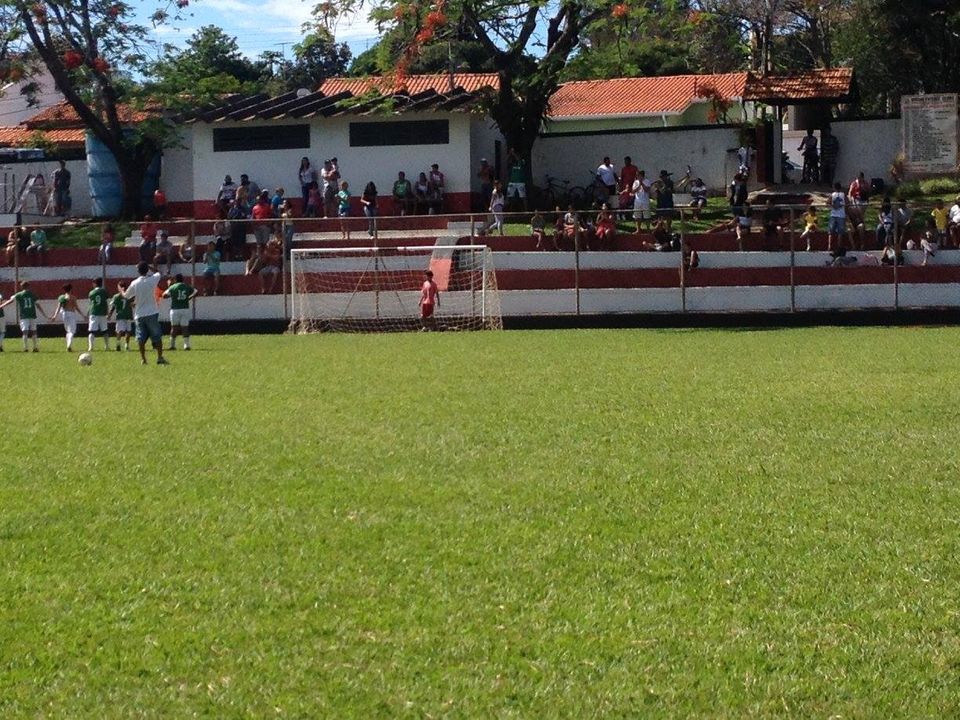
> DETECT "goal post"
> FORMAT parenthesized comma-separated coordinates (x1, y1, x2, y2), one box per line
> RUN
(289, 244, 503, 333)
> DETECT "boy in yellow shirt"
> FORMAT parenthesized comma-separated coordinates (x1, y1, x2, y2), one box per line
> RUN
(931, 198, 949, 242)
(800, 204, 818, 251)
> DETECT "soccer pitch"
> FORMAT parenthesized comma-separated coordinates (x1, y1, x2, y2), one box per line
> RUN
(2, 327, 959, 717)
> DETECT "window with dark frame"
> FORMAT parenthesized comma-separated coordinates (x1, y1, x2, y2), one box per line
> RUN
(349, 120, 449, 147)
(212, 125, 310, 152)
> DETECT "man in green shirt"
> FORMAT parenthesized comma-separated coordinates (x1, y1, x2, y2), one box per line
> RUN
(506, 147, 528, 212)
(162, 273, 198, 350)
(392, 171, 414, 216)
(87, 277, 111, 352)
(0, 280, 48, 351)
(26, 226, 47, 263)
(107, 280, 134, 351)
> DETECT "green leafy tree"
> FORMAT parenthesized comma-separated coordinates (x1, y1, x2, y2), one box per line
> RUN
(0, 0, 191, 217)
(278, 26, 351, 90)
(146, 25, 265, 96)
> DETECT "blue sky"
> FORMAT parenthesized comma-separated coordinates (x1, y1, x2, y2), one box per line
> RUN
(142, 0, 382, 64)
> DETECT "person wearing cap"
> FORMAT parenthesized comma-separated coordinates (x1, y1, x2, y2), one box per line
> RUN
(477, 158, 494, 212)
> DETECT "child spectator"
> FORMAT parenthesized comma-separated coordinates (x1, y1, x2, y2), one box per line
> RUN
(921, 217, 939, 266)
(562, 205, 580, 246)
(531, 210, 551, 250)
(932, 199, 949, 244)
(896, 199, 914, 245)
(337, 181, 351, 240)
(361, 182, 377, 237)
(306, 181, 322, 218)
(800, 204, 818, 251)
(875, 203, 894, 249)
(280, 200, 295, 257)
(827, 183, 847, 252)
(26, 226, 48, 264)
(202, 241, 221, 295)
(98, 224, 115, 264)
(689, 178, 708, 220)
(482, 181, 505, 236)
(762, 199, 784, 250)
(271, 187, 285, 216)
(226, 199, 247, 260)
(153, 187, 167, 219)
(594, 203, 617, 250)
(619, 156, 638, 212)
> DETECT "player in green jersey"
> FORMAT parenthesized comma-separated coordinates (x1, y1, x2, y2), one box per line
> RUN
(0, 280, 49, 351)
(162, 273, 198, 350)
(87, 277, 111, 351)
(107, 280, 134, 351)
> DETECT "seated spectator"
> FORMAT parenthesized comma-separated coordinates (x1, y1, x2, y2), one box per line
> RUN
(875, 203, 894, 249)
(428, 163, 445, 212)
(98, 223, 115, 264)
(153, 187, 167, 219)
(257, 231, 284, 294)
(800, 204, 818, 252)
(762, 199, 784, 249)
(211, 220, 226, 256)
(642, 218, 677, 252)
(921, 217, 939, 266)
(682, 241, 699, 271)
(216, 174, 237, 206)
(594, 203, 617, 250)
(563, 205, 580, 245)
(896, 199, 914, 245)
(880, 241, 904, 266)
(827, 244, 858, 267)
(251, 190, 273, 252)
(226, 199, 248, 260)
(413, 172, 431, 214)
(179, 234, 195, 263)
(154, 230, 175, 275)
(392, 172, 415, 216)
(202, 241, 221, 295)
(26, 226, 48, 264)
(531, 210, 554, 250)
(139, 215, 158, 263)
(846, 200, 866, 251)
(552, 208, 566, 250)
(689, 178, 708, 219)
(5, 226, 24, 265)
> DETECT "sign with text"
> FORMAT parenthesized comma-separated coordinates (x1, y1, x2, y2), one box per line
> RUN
(902, 94, 959, 174)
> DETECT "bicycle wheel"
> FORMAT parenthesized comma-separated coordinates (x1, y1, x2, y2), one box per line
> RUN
(567, 186, 587, 209)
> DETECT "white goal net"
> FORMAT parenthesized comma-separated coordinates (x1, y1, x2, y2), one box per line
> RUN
(289, 244, 503, 332)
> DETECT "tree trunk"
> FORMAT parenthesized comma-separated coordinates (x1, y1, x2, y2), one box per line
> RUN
(116, 154, 148, 219)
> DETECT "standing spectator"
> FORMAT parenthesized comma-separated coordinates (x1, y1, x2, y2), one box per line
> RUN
(948, 195, 960, 248)
(202, 241, 221, 295)
(298, 157, 317, 214)
(239, 174, 261, 206)
(123, 261, 168, 365)
(820, 127, 839, 185)
(931, 198, 949, 244)
(654, 170, 676, 231)
(428, 163, 445, 212)
(875, 199, 894, 249)
(896, 199, 914, 245)
(305, 181, 322, 218)
(26, 226, 48, 264)
(251, 190, 273, 253)
(52, 159, 71, 216)
(392, 171, 414, 215)
(216, 175, 238, 206)
(153, 187, 167, 219)
(321, 160, 338, 218)
(477, 158, 494, 212)
(482, 181, 505, 236)
(596, 156, 618, 204)
(827, 182, 847, 252)
(139, 215, 158, 263)
(848, 171, 870, 209)
(921, 217, 939, 266)
(619, 156, 638, 211)
(798, 129, 819, 183)
(226, 199, 247, 260)
(337, 181, 351, 240)
(98, 223, 115, 264)
(153, 229, 175, 276)
(632, 172, 653, 233)
(271, 187, 285, 216)
(279, 200, 295, 258)
(846, 176, 868, 250)
(361, 181, 378, 237)
(235, 183, 250, 214)
(414, 172, 431, 214)
(506, 148, 527, 212)
(729, 172, 748, 219)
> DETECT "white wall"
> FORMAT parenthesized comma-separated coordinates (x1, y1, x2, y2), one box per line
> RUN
(533, 125, 742, 195)
(0, 158, 90, 216)
(783, 118, 901, 187)
(165, 113, 476, 203)
(469, 117, 504, 191)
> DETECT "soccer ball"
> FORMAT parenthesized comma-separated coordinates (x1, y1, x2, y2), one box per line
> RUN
(78, 352, 93, 366)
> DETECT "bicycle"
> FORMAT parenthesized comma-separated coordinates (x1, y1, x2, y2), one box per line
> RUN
(539, 174, 588, 210)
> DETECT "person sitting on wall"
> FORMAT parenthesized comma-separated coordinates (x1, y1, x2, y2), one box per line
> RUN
(593, 203, 617, 250)
(428, 163, 445, 213)
(392, 172, 415, 216)
(689, 178, 708, 220)
(153, 229, 176, 276)
(414, 172, 431, 215)
(153, 187, 168, 219)
(762, 199, 785, 250)
(216, 175, 237, 206)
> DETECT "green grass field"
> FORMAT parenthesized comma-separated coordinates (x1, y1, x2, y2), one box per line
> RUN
(2, 328, 959, 717)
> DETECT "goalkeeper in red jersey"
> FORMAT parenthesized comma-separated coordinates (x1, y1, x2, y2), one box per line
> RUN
(419, 269, 439, 331)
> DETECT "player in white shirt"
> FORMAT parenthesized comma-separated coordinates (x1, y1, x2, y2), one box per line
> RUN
(123, 261, 168, 365)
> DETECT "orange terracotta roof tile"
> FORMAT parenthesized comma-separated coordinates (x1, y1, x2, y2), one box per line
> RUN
(0, 126, 85, 147)
(23, 101, 156, 128)
(744, 68, 854, 102)
(548, 73, 749, 118)
(319, 73, 499, 97)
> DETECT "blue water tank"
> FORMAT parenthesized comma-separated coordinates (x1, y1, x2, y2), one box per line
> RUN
(86, 131, 161, 217)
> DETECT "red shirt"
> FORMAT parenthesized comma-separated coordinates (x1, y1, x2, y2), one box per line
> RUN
(420, 279, 438, 305)
(252, 201, 272, 220)
(153, 189, 167, 206)
(620, 164, 638, 192)
(140, 222, 157, 241)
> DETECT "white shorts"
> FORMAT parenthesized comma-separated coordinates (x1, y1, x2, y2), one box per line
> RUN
(506, 182, 526, 199)
(89, 315, 108, 333)
(62, 311, 78, 335)
(115, 319, 132, 334)
(19, 318, 36, 334)
(170, 308, 191, 327)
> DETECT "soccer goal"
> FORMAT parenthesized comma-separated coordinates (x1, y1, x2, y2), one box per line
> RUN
(289, 244, 503, 332)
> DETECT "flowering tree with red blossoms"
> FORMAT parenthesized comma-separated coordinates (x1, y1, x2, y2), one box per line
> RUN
(329, 0, 627, 194)
(0, 0, 190, 216)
